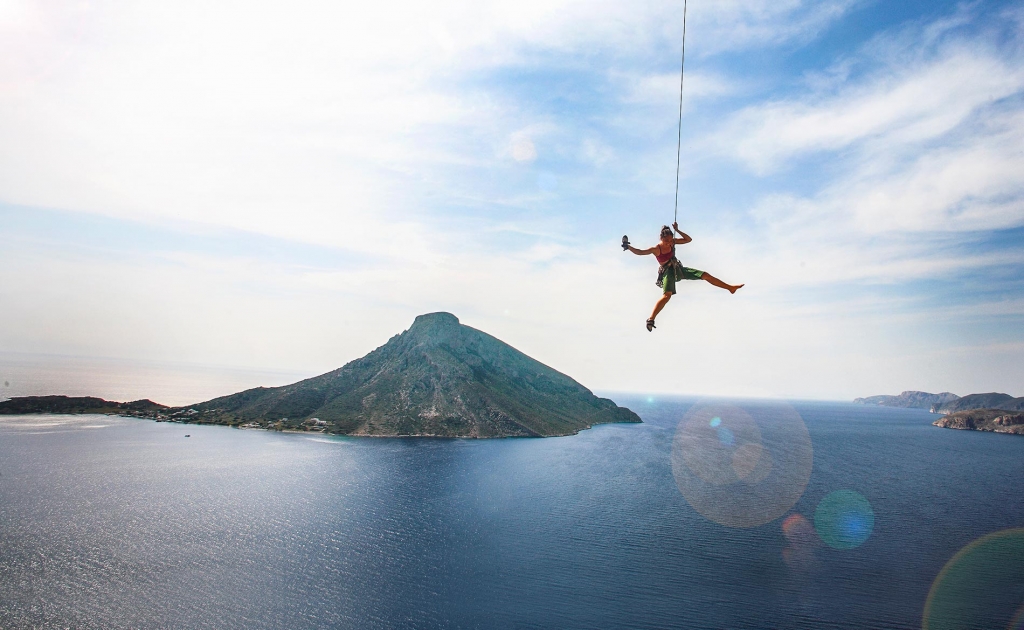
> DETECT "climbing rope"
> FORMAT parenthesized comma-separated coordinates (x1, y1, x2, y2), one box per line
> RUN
(673, 0, 688, 225)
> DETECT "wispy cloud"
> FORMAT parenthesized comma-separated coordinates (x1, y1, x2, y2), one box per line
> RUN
(688, 0, 863, 54)
(0, 0, 863, 249)
(619, 70, 739, 106)
(694, 5, 1024, 298)
(711, 33, 1024, 174)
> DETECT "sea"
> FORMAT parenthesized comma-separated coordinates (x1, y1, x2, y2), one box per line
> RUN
(1, 366, 1023, 628)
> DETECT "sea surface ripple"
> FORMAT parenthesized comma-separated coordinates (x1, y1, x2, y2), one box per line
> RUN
(1, 398, 1022, 629)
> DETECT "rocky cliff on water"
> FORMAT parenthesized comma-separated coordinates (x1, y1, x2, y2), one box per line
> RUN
(933, 410, 1024, 435)
(184, 312, 640, 437)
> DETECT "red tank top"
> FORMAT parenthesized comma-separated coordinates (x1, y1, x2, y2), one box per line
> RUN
(655, 244, 675, 264)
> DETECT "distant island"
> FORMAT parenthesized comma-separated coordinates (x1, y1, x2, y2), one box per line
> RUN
(0, 396, 166, 415)
(854, 390, 1024, 436)
(0, 312, 641, 438)
(930, 393, 1024, 414)
(852, 391, 959, 410)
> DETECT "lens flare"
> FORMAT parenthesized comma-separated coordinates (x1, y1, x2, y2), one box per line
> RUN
(717, 426, 735, 446)
(782, 513, 818, 547)
(923, 528, 1024, 630)
(781, 513, 820, 571)
(671, 402, 813, 528)
(813, 490, 874, 550)
(731, 442, 765, 480)
(1010, 604, 1024, 630)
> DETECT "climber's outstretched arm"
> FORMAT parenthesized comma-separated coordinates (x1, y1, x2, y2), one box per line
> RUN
(626, 245, 655, 256)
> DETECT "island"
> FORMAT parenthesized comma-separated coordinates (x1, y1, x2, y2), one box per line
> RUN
(852, 391, 959, 409)
(853, 390, 1024, 436)
(931, 393, 1024, 414)
(0, 396, 166, 415)
(0, 312, 641, 438)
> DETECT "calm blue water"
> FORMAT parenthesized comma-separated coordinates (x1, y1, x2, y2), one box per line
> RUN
(1, 398, 1022, 629)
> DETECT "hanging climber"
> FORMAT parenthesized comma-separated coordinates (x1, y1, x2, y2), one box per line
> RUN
(622, 223, 743, 331)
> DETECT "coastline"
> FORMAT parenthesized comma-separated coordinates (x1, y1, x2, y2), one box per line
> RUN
(1, 407, 622, 439)
(932, 409, 1024, 436)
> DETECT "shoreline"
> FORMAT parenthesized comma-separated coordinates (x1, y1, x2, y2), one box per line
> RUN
(1, 410, 610, 440)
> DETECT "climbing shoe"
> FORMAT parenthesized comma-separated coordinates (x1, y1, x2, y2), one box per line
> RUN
(621, 235, 630, 251)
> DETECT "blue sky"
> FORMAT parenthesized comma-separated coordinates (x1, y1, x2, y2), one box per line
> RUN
(1, 0, 1022, 401)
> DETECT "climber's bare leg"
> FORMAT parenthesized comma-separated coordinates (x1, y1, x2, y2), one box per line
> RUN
(650, 292, 672, 321)
(702, 273, 744, 294)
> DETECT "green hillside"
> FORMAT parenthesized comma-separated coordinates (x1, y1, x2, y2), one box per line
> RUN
(182, 312, 640, 437)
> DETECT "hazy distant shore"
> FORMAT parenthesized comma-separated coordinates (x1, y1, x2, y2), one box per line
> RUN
(853, 390, 1024, 436)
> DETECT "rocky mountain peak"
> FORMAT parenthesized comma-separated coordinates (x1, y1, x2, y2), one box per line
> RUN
(411, 311, 460, 329)
(404, 312, 464, 347)
(186, 313, 641, 437)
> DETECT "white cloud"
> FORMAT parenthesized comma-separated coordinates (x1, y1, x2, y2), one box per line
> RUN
(0, 229, 856, 399)
(931, 299, 1024, 321)
(620, 70, 738, 105)
(688, 0, 862, 54)
(841, 111, 1024, 233)
(691, 6, 1024, 303)
(726, 103, 1024, 289)
(0, 0, 861, 249)
(713, 48, 1024, 175)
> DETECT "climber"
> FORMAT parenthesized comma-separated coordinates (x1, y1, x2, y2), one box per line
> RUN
(622, 223, 743, 331)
